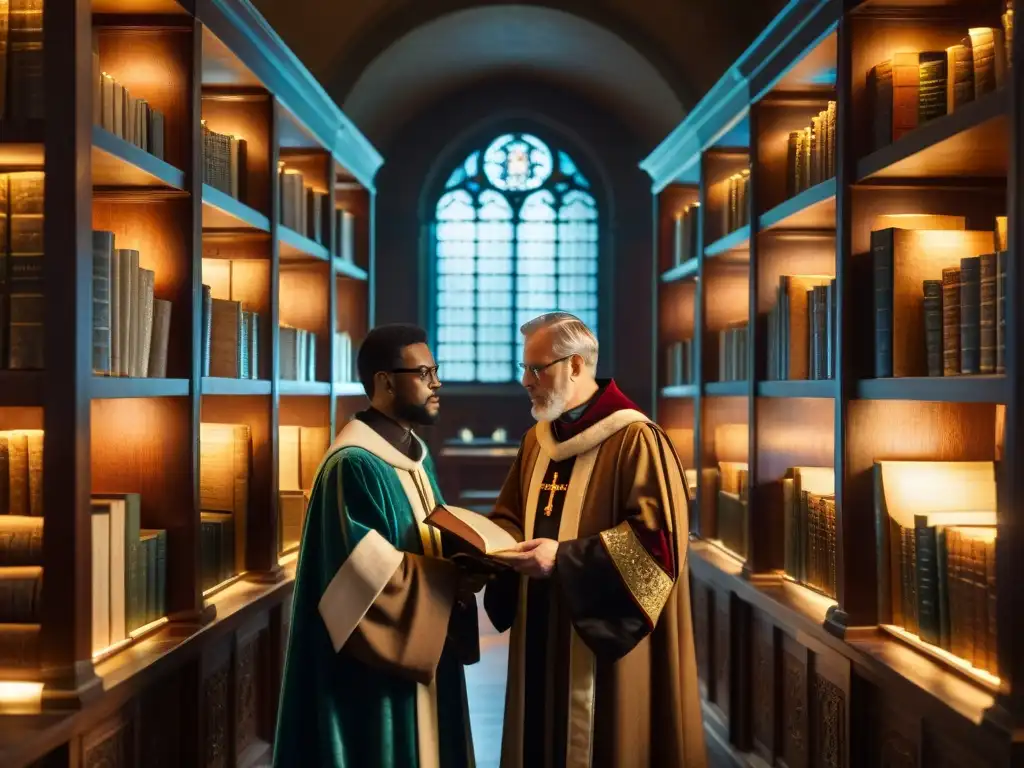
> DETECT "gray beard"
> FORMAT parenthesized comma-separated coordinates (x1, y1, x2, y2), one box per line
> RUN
(530, 389, 569, 422)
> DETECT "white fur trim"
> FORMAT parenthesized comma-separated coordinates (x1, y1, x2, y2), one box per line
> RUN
(535, 408, 650, 462)
(326, 418, 427, 471)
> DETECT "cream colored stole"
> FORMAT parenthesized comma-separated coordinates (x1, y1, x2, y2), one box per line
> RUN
(509, 444, 601, 768)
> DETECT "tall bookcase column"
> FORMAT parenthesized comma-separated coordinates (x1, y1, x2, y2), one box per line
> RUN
(693, 156, 709, 537)
(827, 11, 859, 636)
(41, 0, 101, 700)
(997, 1, 1024, 728)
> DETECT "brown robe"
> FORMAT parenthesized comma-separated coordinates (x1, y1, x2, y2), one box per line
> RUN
(484, 405, 707, 768)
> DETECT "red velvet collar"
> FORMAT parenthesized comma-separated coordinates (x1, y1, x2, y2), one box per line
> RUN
(552, 379, 643, 441)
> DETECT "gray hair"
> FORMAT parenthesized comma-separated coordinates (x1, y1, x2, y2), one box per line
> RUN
(520, 312, 598, 372)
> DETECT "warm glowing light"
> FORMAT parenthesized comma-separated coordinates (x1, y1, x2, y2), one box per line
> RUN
(708, 538, 745, 564)
(0, 681, 43, 714)
(278, 550, 298, 567)
(202, 571, 245, 599)
(714, 423, 748, 462)
(877, 461, 996, 528)
(882, 624, 1000, 690)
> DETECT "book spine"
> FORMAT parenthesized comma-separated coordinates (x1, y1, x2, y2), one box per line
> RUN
(960, 256, 981, 374)
(942, 268, 961, 376)
(923, 279, 943, 377)
(872, 229, 894, 377)
(914, 520, 940, 646)
(979, 253, 997, 374)
(997, 250, 1006, 373)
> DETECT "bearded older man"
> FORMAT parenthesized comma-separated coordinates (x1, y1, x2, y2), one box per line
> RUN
(484, 312, 707, 768)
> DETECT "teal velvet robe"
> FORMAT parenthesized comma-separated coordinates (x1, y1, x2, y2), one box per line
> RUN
(273, 430, 475, 768)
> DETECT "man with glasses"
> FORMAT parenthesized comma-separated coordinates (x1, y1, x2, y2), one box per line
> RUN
(274, 323, 482, 768)
(484, 312, 706, 767)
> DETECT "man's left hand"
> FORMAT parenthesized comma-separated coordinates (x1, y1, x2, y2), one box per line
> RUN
(492, 538, 559, 579)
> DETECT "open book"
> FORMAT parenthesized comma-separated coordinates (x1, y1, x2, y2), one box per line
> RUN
(426, 504, 518, 556)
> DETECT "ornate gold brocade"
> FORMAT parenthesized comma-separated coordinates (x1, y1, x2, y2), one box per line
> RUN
(599, 520, 674, 627)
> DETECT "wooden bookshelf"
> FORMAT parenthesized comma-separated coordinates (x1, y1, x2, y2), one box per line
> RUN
(643, 0, 1019, 764)
(0, 0, 380, 765)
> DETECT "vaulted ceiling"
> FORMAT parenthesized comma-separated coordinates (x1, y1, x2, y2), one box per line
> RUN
(252, 0, 787, 150)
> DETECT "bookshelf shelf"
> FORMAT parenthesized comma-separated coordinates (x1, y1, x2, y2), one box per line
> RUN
(279, 226, 330, 263)
(759, 177, 836, 231)
(661, 258, 699, 283)
(90, 377, 191, 399)
(854, 375, 1006, 403)
(661, 384, 698, 399)
(200, 377, 272, 396)
(278, 380, 330, 396)
(704, 381, 749, 397)
(334, 382, 365, 396)
(92, 0, 188, 12)
(645, 0, 1018, 762)
(201, 183, 271, 231)
(756, 379, 834, 398)
(92, 126, 186, 190)
(334, 258, 369, 281)
(704, 225, 751, 258)
(856, 87, 1009, 181)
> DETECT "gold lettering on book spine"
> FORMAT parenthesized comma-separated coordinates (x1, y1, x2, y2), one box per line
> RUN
(599, 520, 674, 626)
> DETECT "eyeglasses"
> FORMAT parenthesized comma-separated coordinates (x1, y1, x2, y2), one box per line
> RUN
(390, 365, 440, 383)
(518, 355, 572, 380)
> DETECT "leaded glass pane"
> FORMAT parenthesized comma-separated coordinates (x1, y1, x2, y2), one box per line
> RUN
(434, 134, 599, 383)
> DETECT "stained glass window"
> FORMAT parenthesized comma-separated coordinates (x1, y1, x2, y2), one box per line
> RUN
(433, 133, 599, 382)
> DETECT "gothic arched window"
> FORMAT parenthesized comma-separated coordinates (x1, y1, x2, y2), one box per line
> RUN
(432, 132, 599, 382)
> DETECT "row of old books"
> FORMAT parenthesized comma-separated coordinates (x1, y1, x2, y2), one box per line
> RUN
(722, 171, 750, 236)
(281, 325, 318, 382)
(714, 461, 748, 558)
(92, 54, 166, 161)
(0, 429, 41, 516)
(0, 0, 43, 121)
(867, 19, 1012, 152)
(766, 275, 836, 381)
(334, 330, 355, 383)
(202, 287, 262, 380)
(786, 101, 836, 198)
(92, 231, 172, 378)
(872, 214, 1006, 378)
(91, 493, 167, 654)
(278, 425, 328, 551)
(0, 514, 43, 658)
(716, 323, 748, 382)
(672, 204, 700, 265)
(923, 252, 1006, 378)
(782, 467, 836, 599)
(875, 460, 997, 677)
(201, 121, 247, 201)
(663, 339, 696, 387)
(0, 171, 43, 370)
(199, 422, 251, 592)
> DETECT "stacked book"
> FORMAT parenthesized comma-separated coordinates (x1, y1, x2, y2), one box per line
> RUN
(92, 57, 166, 160)
(200, 285, 261, 379)
(723, 171, 750, 235)
(0, 172, 43, 370)
(334, 330, 355, 383)
(199, 423, 251, 591)
(278, 425, 329, 551)
(663, 339, 696, 387)
(279, 163, 331, 248)
(0, 0, 44, 121)
(0, 513, 43, 668)
(715, 461, 748, 558)
(90, 492, 167, 654)
(867, 19, 1012, 151)
(201, 121, 247, 200)
(281, 325, 318, 381)
(766, 275, 836, 381)
(786, 101, 836, 198)
(782, 467, 836, 599)
(673, 204, 700, 265)
(875, 460, 997, 677)
(92, 231, 173, 378)
(0, 429, 43, 517)
(716, 323, 748, 381)
(872, 216, 1006, 377)
(336, 209, 355, 262)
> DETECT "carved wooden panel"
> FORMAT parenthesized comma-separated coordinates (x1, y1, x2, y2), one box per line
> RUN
(812, 673, 845, 768)
(714, 588, 731, 715)
(203, 656, 232, 768)
(692, 578, 710, 692)
(236, 636, 259, 756)
(780, 640, 808, 768)
(82, 712, 133, 768)
(751, 614, 774, 761)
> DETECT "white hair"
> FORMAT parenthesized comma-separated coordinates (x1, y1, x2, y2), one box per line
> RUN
(520, 312, 598, 373)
